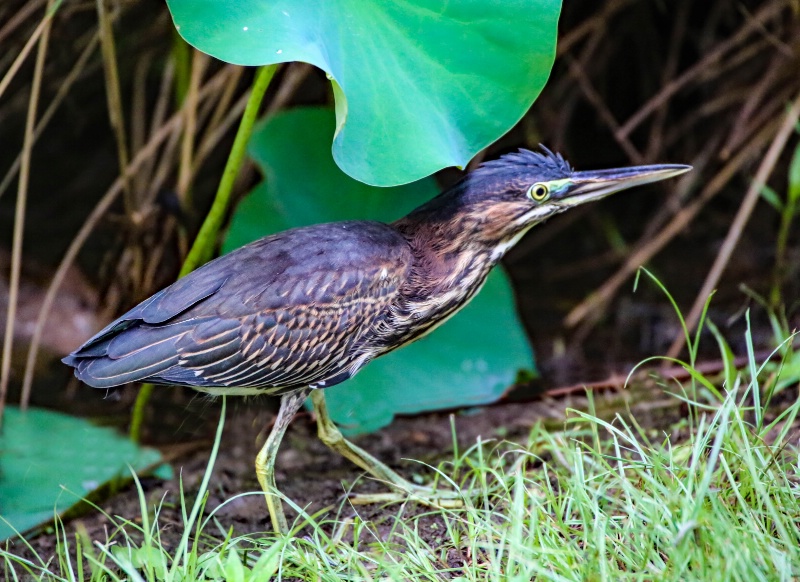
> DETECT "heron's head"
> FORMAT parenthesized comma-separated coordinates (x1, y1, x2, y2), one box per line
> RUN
(401, 147, 691, 258)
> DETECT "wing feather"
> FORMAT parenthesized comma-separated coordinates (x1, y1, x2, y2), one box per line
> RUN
(64, 221, 412, 393)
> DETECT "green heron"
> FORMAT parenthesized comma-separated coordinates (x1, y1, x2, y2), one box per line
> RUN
(63, 148, 690, 533)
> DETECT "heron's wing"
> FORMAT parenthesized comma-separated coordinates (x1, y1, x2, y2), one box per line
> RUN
(65, 222, 412, 391)
(62, 270, 227, 363)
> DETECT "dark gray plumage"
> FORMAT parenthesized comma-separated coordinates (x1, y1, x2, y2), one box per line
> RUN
(65, 222, 412, 394)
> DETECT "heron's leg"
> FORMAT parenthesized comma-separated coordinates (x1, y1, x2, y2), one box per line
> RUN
(255, 388, 309, 534)
(310, 389, 461, 508)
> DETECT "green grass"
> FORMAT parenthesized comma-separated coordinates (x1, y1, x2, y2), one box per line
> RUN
(4, 315, 800, 581)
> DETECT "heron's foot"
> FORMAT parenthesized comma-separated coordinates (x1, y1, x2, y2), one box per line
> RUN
(347, 481, 464, 509)
(310, 390, 464, 510)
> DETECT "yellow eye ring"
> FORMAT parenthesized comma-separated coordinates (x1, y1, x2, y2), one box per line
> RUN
(527, 183, 550, 201)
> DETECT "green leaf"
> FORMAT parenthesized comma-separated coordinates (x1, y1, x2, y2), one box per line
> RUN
(0, 407, 166, 541)
(758, 184, 783, 212)
(166, 0, 561, 186)
(788, 138, 800, 205)
(223, 107, 534, 434)
(223, 550, 246, 582)
(223, 107, 440, 249)
(249, 543, 282, 580)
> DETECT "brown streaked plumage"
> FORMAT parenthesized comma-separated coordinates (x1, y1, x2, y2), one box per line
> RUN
(64, 147, 691, 534)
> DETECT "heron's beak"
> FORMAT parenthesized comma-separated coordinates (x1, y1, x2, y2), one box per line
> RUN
(559, 164, 692, 207)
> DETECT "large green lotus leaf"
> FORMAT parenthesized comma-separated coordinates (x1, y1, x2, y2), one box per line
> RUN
(166, 0, 561, 186)
(0, 407, 166, 541)
(326, 268, 530, 434)
(223, 107, 534, 434)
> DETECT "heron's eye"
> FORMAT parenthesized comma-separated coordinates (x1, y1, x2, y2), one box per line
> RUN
(527, 183, 550, 201)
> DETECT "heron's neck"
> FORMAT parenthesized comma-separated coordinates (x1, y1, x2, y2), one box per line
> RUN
(374, 181, 530, 351)
(372, 216, 498, 353)
(393, 219, 498, 294)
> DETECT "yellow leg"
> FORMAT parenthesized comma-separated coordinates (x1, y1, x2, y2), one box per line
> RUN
(255, 389, 309, 534)
(310, 389, 462, 508)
